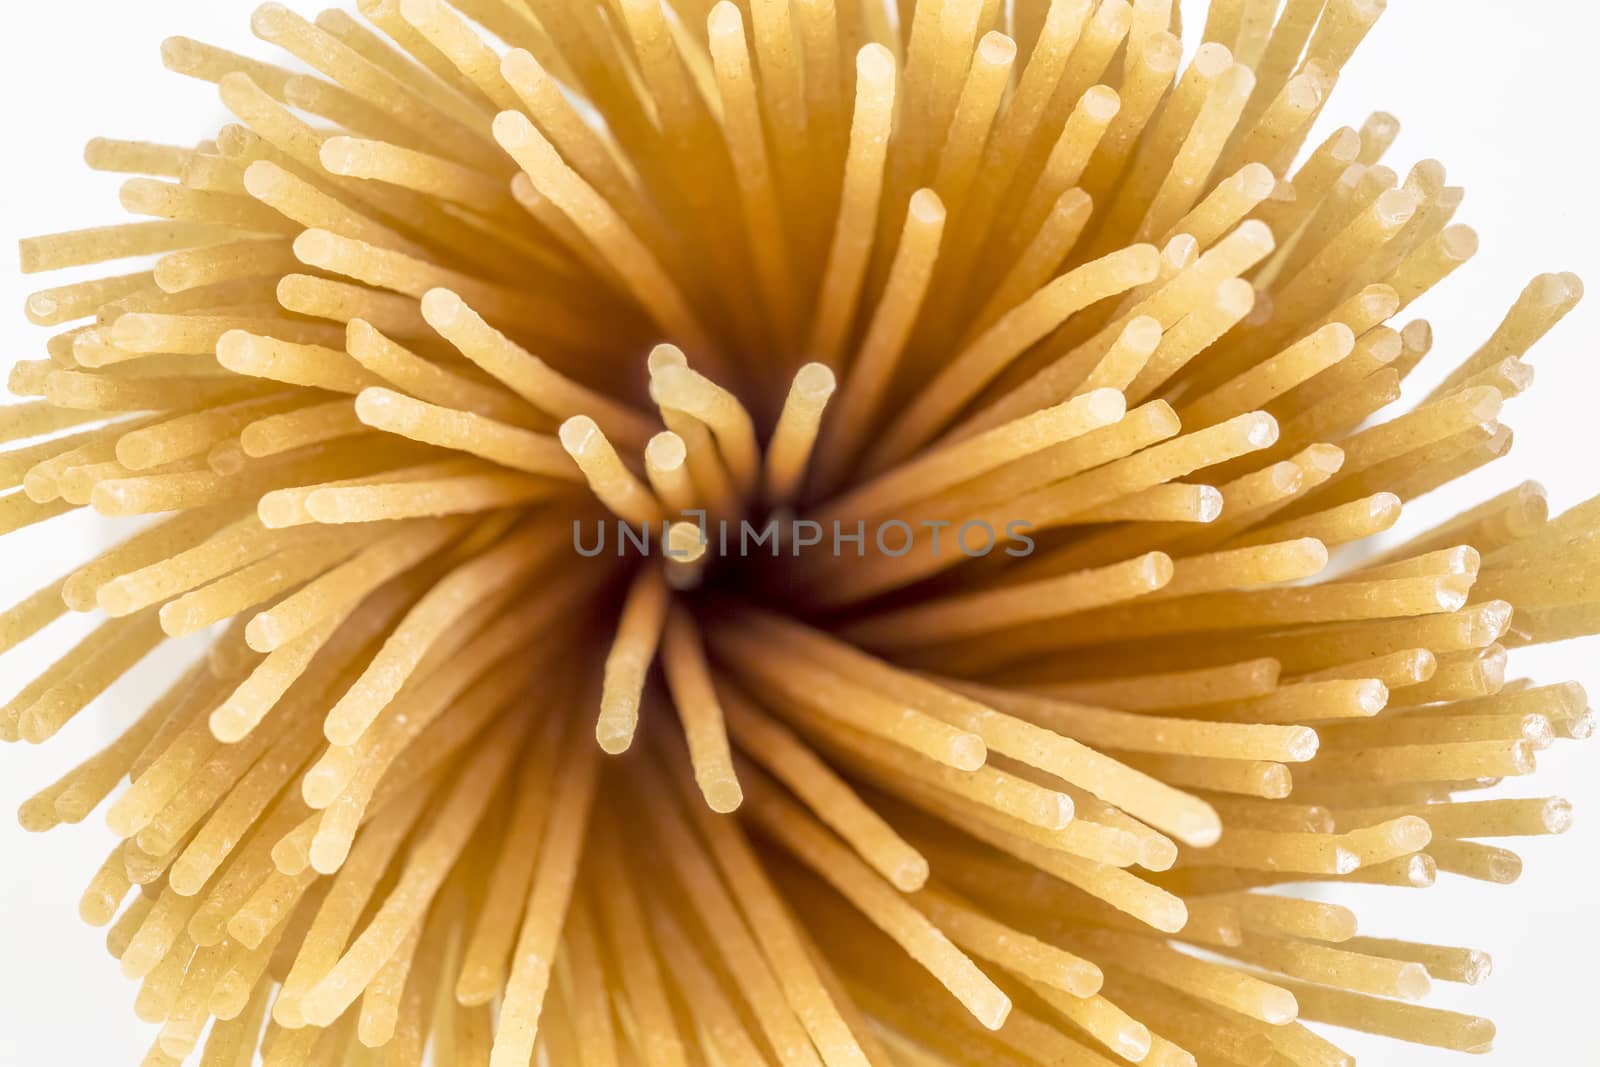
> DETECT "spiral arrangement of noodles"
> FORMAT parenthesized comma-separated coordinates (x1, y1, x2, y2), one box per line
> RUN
(4, 0, 1591, 1064)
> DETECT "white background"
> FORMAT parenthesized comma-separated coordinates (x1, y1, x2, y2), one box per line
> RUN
(0, 1, 1596, 1063)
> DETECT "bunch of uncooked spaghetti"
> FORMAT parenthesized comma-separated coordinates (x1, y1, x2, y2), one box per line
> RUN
(5, 0, 1591, 1063)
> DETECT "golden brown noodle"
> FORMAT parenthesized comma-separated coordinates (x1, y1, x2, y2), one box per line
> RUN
(2, 0, 1592, 1064)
